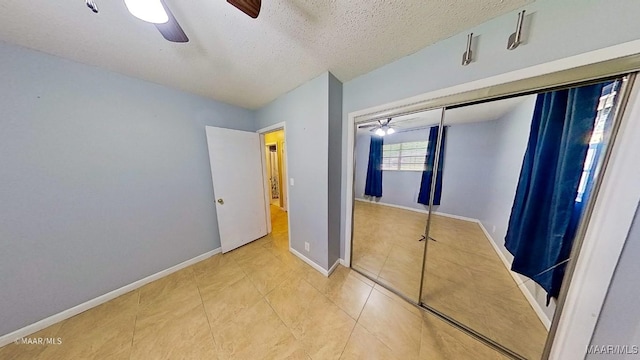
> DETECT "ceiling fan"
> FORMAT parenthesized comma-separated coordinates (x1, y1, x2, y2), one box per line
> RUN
(89, 0, 262, 43)
(358, 118, 397, 136)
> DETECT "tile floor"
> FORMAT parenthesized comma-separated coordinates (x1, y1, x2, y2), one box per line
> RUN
(0, 206, 509, 360)
(352, 201, 548, 359)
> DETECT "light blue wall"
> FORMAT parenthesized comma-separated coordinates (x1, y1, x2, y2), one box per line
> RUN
(0, 41, 255, 337)
(353, 119, 513, 219)
(328, 74, 343, 268)
(255, 73, 331, 269)
(354, 128, 430, 211)
(340, 0, 640, 259)
(435, 121, 501, 219)
(587, 203, 640, 360)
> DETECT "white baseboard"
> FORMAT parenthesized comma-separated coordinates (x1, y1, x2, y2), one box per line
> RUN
(355, 198, 429, 214)
(289, 247, 333, 277)
(327, 258, 341, 276)
(432, 211, 479, 223)
(477, 222, 552, 330)
(354, 197, 479, 223)
(0, 247, 222, 348)
(355, 198, 551, 329)
(339, 258, 349, 267)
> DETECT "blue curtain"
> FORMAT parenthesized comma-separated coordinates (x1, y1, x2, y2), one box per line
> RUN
(549, 81, 616, 298)
(364, 136, 383, 197)
(504, 82, 607, 301)
(418, 126, 446, 205)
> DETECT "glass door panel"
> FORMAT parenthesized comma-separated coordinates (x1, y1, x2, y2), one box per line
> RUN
(351, 108, 444, 302)
(420, 78, 627, 359)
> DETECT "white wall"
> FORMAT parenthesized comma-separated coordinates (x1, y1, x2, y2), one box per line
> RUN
(340, 0, 640, 260)
(255, 73, 331, 269)
(0, 41, 255, 337)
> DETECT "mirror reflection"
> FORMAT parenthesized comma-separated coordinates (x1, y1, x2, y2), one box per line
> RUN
(352, 108, 443, 301)
(422, 79, 623, 359)
(351, 77, 625, 359)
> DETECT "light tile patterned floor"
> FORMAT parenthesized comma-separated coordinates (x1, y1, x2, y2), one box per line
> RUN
(0, 206, 508, 360)
(352, 201, 548, 359)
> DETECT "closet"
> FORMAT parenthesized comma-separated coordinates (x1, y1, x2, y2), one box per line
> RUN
(349, 58, 636, 359)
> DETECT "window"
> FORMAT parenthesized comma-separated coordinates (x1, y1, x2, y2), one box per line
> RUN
(575, 85, 617, 202)
(381, 141, 428, 171)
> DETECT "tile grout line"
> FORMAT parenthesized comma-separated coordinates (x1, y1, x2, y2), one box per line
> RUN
(336, 322, 357, 360)
(418, 306, 425, 359)
(355, 286, 374, 324)
(258, 242, 313, 358)
(262, 291, 312, 359)
(337, 284, 374, 360)
(375, 243, 395, 279)
(192, 270, 220, 355)
(127, 290, 140, 360)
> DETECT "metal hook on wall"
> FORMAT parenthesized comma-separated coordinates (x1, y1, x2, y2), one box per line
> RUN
(85, 0, 99, 13)
(507, 10, 525, 50)
(461, 33, 473, 66)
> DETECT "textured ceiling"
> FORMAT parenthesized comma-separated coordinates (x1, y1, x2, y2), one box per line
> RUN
(0, 0, 532, 109)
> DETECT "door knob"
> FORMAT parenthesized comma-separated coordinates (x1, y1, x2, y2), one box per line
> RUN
(217, 198, 224, 205)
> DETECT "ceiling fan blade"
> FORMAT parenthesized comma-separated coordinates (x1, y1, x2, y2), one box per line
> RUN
(155, 1, 189, 43)
(358, 124, 377, 129)
(227, 0, 261, 19)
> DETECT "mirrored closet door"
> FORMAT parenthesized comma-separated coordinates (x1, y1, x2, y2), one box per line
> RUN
(420, 77, 629, 359)
(349, 72, 633, 359)
(351, 108, 443, 302)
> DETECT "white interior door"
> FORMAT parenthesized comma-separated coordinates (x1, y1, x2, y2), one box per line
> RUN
(205, 126, 268, 253)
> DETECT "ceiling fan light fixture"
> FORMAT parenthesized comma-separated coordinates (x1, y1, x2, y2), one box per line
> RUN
(386, 127, 395, 135)
(375, 128, 386, 137)
(124, 0, 169, 24)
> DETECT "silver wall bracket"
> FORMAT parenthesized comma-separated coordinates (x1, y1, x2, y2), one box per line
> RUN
(461, 33, 473, 66)
(85, 0, 99, 13)
(507, 10, 525, 50)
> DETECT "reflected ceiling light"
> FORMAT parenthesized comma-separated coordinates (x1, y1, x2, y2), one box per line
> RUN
(375, 128, 386, 137)
(386, 127, 396, 135)
(124, 0, 169, 24)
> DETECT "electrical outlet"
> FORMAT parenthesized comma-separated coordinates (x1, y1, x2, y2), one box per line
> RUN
(290, 178, 295, 186)
(492, 225, 496, 233)
(304, 242, 310, 252)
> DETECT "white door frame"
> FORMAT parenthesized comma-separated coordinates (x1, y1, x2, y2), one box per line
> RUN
(344, 39, 640, 360)
(257, 122, 291, 251)
(265, 141, 279, 209)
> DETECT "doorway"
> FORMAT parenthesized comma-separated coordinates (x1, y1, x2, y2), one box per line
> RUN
(264, 129, 287, 211)
(259, 125, 291, 251)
